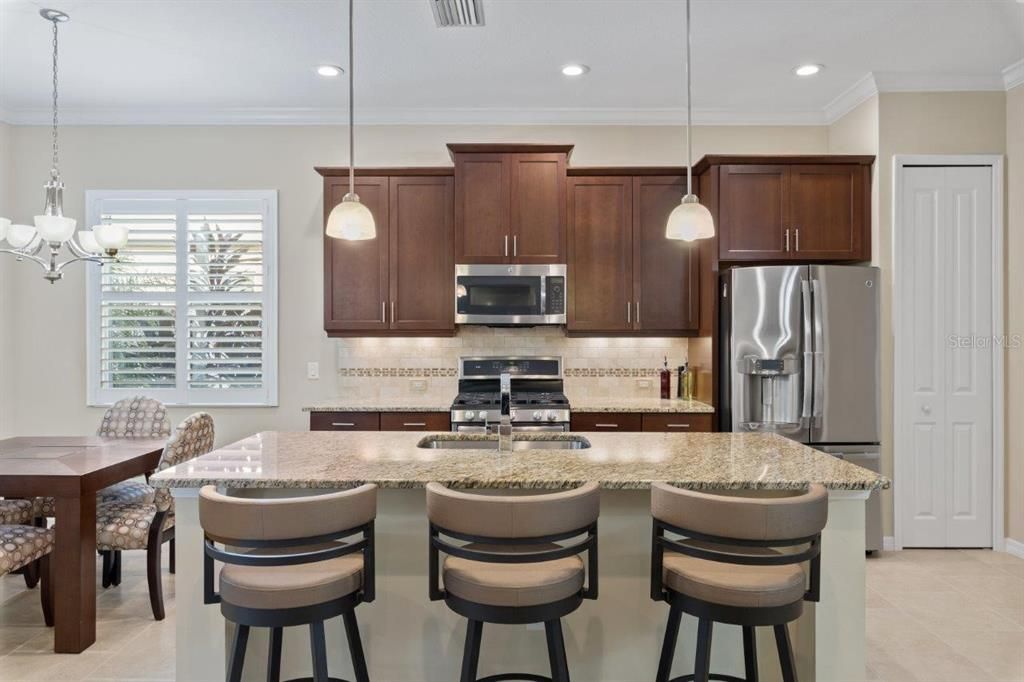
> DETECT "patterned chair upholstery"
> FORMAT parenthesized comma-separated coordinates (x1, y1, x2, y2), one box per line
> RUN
(0, 524, 55, 625)
(35, 397, 172, 517)
(95, 412, 215, 620)
(0, 499, 36, 525)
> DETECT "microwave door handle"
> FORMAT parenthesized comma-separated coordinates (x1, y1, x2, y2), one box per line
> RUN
(801, 280, 813, 422)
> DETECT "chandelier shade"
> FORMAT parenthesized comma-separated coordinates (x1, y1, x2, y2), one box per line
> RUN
(34, 215, 77, 243)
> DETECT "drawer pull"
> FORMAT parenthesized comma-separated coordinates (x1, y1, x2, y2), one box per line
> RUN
(667, 424, 691, 429)
(331, 422, 356, 427)
(403, 422, 427, 427)
(595, 423, 619, 428)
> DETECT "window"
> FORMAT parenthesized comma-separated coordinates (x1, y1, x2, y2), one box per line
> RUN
(86, 190, 278, 406)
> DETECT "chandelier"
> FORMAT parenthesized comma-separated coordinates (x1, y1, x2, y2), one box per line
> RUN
(0, 9, 128, 283)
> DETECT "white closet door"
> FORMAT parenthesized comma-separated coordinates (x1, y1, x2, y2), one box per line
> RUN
(898, 166, 994, 548)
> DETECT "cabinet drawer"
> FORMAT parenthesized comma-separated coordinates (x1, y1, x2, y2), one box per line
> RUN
(380, 412, 451, 431)
(641, 414, 713, 432)
(570, 412, 643, 432)
(310, 412, 380, 431)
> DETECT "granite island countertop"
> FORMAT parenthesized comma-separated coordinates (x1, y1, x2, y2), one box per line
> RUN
(151, 431, 887, 492)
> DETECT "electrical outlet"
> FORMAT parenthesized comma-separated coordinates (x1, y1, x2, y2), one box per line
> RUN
(306, 362, 320, 380)
(410, 379, 428, 393)
(636, 378, 652, 390)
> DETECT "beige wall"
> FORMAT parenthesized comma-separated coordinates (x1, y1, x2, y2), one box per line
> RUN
(827, 96, 880, 263)
(4, 123, 827, 445)
(876, 92, 1008, 538)
(1007, 85, 1024, 543)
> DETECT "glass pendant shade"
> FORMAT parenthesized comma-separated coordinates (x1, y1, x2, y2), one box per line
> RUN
(93, 223, 129, 250)
(326, 193, 376, 240)
(665, 195, 715, 242)
(34, 214, 77, 243)
(0, 217, 9, 242)
(77, 230, 102, 254)
(7, 224, 39, 250)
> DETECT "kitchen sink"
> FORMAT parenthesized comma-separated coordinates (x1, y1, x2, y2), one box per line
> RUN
(417, 435, 591, 450)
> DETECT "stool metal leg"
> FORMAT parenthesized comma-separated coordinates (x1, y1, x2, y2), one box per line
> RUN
(343, 610, 370, 682)
(742, 626, 758, 682)
(267, 627, 282, 682)
(460, 619, 483, 682)
(656, 602, 683, 682)
(694, 618, 713, 682)
(544, 619, 570, 682)
(773, 624, 797, 682)
(227, 624, 250, 682)
(310, 620, 329, 682)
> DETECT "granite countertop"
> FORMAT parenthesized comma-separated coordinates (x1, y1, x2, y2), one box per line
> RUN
(303, 400, 450, 413)
(571, 398, 714, 413)
(151, 431, 888, 492)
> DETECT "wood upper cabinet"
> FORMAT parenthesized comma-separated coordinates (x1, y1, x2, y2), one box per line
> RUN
(708, 156, 873, 263)
(452, 145, 569, 264)
(321, 171, 455, 336)
(567, 177, 633, 332)
(567, 175, 699, 335)
(633, 176, 699, 333)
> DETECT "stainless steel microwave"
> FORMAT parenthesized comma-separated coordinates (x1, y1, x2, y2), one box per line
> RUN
(455, 264, 567, 325)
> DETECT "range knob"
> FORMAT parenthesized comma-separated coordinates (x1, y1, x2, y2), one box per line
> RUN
(546, 412, 558, 422)
(532, 411, 543, 421)
(464, 411, 476, 421)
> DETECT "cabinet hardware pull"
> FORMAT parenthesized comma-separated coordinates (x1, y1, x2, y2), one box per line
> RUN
(795, 227, 800, 251)
(504, 235, 509, 257)
(627, 303, 631, 324)
(635, 301, 641, 327)
(595, 423, 619, 428)
(513, 235, 518, 257)
(785, 228, 790, 252)
(391, 301, 395, 324)
(331, 422, 355, 427)
(381, 301, 385, 323)
(403, 422, 427, 427)
(667, 424, 691, 428)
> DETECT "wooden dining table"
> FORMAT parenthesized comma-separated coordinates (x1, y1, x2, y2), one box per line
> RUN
(0, 436, 165, 653)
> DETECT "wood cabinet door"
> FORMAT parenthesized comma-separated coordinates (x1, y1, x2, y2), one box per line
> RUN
(570, 412, 643, 432)
(509, 153, 566, 264)
(389, 176, 455, 331)
(718, 164, 791, 261)
(379, 412, 451, 431)
(324, 177, 390, 333)
(789, 164, 869, 260)
(633, 176, 699, 333)
(309, 412, 381, 431)
(454, 153, 510, 263)
(567, 177, 634, 332)
(641, 413, 713, 432)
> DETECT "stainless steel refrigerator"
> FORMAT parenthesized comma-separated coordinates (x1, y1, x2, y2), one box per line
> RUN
(719, 265, 882, 551)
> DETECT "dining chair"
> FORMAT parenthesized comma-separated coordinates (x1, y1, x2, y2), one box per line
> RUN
(1, 499, 44, 588)
(95, 412, 215, 620)
(0, 523, 55, 625)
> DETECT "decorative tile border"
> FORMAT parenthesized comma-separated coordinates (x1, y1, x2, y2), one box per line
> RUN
(565, 368, 663, 377)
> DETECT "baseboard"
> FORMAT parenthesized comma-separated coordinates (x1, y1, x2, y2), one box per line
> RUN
(882, 536, 896, 551)
(1005, 538, 1024, 559)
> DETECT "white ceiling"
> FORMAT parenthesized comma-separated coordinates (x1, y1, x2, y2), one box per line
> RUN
(1, 0, 1022, 125)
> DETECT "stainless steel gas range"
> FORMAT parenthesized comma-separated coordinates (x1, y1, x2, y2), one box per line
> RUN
(450, 356, 571, 432)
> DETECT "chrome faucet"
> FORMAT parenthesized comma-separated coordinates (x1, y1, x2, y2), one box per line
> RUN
(498, 372, 513, 451)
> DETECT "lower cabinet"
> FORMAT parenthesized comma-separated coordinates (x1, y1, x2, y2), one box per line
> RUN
(310, 411, 450, 432)
(571, 412, 712, 432)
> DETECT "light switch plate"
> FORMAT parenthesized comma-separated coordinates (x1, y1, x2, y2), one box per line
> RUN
(636, 378, 652, 389)
(410, 379, 428, 393)
(307, 362, 320, 380)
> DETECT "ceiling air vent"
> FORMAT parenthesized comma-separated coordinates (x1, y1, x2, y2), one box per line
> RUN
(430, 0, 485, 27)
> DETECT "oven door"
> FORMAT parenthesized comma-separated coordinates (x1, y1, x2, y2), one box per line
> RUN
(454, 424, 569, 433)
(455, 264, 565, 325)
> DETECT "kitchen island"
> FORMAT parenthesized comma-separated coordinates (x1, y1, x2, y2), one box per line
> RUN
(152, 431, 886, 682)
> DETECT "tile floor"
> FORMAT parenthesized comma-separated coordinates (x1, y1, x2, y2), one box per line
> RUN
(0, 549, 1020, 681)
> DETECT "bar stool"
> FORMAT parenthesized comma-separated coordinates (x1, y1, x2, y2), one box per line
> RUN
(649, 483, 828, 682)
(426, 482, 600, 682)
(199, 484, 377, 682)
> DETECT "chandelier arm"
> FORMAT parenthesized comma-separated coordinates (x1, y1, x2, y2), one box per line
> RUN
(66, 237, 91, 258)
(0, 249, 50, 269)
(54, 255, 105, 272)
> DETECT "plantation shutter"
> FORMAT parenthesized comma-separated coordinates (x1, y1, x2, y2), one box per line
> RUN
(87, 192, 278, 406)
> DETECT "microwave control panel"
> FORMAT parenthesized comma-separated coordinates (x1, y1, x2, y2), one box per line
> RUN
(545, 276, 566, 314)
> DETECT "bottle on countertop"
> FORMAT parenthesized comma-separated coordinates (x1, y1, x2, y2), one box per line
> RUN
(676, 364, 686, 399)
(660, 357, 671, 399)
(680, 362, 695, 401)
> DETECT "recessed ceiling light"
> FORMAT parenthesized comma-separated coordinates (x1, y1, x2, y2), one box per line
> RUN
(317, 64, 344, 78)
(794, 64, 823, 77)
(561, 64, 590, 77)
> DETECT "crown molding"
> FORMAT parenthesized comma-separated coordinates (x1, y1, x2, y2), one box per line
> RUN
(872, 71, 1006, 93)
(1004, 59, 1024, 91)
(823, 73, 879, 124)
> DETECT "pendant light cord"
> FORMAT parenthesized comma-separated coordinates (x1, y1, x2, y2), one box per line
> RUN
(50, 16, 60, 177)
(685, 0, 692, 197)
(348, 0, 355, 196)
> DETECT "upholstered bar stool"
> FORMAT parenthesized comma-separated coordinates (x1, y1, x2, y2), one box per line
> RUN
(426, 482, 600, 682)
(199, 484, 377, 682)
(650, 483, 828, 682)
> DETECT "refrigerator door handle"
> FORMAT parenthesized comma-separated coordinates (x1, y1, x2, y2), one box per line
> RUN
(801, 280, 813, 421)
(812, 279, 825, 422)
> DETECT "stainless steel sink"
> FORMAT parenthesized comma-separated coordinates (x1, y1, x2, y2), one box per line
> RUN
(417, 435, 591, 451)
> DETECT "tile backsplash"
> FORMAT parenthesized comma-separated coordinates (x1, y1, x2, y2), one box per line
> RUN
(334, 327, 688, 403)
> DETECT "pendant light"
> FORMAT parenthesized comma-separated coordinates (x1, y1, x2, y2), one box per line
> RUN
(325, 0, 376, 241)
(665, 0, 715, 242)
(0, 9, 127, 282)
